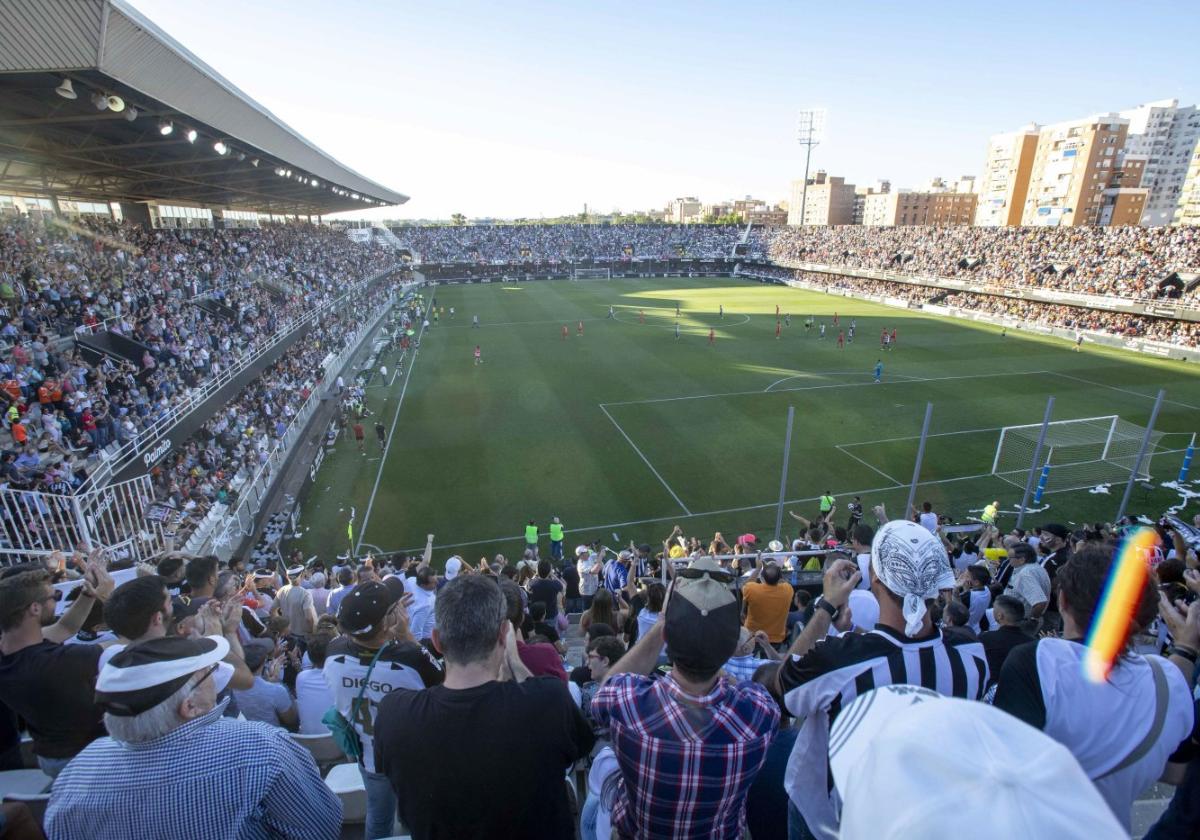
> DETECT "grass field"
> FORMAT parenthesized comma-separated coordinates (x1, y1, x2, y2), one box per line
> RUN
(292, 277, 1200, 566)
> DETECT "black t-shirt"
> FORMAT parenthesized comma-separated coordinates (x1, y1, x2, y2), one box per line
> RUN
(979, 625, 1034, 687)
(374, 677, 594, 840)
(528, 577, 564, 620)
(561, 565, 580, 600)
(0, 641, 105, 758)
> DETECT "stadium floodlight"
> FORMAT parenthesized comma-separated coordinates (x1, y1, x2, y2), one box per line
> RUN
(105, 95, 125, 112)
(351, 193, 359, 200)
(236, 152, 245, 162)
(213, 140, 228, 155)
(158, 120, 174, 136)
(250, 158, 259, 167)
(185, 128, 198, 143)
(123, 106, 138, 122)
(55, 78, 77, 100)
(795, 108, 826, 226)
(91, 92, 108, 111)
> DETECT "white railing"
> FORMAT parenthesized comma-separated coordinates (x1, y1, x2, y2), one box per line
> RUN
(77, 264, 403, 492)
(205, 284, 415, 560)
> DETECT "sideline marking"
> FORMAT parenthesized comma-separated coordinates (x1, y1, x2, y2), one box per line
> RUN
(382, 470, 1017, 554)
(1047, 371, 1200, 412)
(356, 320, 425, 553)
(598, 404, 692, 516)
(602, 369, 1050, 408)
(764, 370, 920, 391)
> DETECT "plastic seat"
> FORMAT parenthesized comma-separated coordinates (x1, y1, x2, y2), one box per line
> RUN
(0, 769, 53, 797)
(291, 732, 346, 773)
(324, 762, 366, 824)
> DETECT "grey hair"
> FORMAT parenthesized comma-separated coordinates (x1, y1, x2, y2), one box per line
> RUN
(103, 673, 201, 744)
(433, 576, 507, 666)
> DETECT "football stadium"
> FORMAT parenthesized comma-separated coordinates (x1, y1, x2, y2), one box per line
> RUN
(2, 1, 1200, 839)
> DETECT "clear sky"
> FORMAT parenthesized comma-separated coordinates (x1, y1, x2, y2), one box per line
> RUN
(126, 0, 1200, 222)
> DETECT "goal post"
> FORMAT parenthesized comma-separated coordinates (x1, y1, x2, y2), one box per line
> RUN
(572, 268, 611, 280)
(992, 415, 1165, 493)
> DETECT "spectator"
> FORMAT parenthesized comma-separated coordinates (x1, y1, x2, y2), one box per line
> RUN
(580, 635, 625, 736)
(528, 559, 565, 621)
(827, 685, 1125, 838)
(272, 564, 318, 637)
(742, 560, 795, 646)
(373, 575, 594, 839)
(324, 580, 443, 840)
(591, 556, 780, 839)
(745, 663, 799, 840)
(326, 567, 354, 616)
(233, 642, 298, 729)
(634, 581, 666, 642)
(499, 578, 567, 681)
(940, 600, 977, 644)
(576, 545, 602, 610)
(724, 628, 783, 683)
(402, 566, 438, 642)
(994, 545, 1195, 829)
(1002, 542, 1051, 626)
(306, 571, 330, 615)
(0, 565, 113, 776)
(580, 588, 625, 638)
(979, 594, 1033, 687)
(770, 521, 989, 839)
(45, 635, 342, 839)
(294, 632, 335, 735)
(956, 564, 992, 634)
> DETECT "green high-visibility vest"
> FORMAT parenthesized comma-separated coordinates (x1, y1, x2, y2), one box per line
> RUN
(525, 524, 538, 543)
(819, 495, 835, 512)
(549, 523, 564, 542)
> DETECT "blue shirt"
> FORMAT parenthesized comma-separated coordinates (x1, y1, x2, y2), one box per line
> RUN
(45, 699, 342, 840)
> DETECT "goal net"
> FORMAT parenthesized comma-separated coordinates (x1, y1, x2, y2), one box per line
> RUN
(572, 268, 611, 280)
(991, 415, 1164, 493)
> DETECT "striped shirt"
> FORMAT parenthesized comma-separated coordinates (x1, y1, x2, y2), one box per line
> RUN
(44, 699, 342, 840)
(778, 625, 989, 839)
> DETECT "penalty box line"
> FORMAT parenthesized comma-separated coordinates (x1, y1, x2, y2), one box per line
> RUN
(598, 404, 692, 516)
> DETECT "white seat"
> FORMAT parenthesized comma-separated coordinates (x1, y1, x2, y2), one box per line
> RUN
(0, 769, 53, 797)
(324, 762, 366, 824)
(291, 732, 346, 771)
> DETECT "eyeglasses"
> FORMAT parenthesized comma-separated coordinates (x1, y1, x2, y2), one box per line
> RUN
(191, 663, 219, 691)
(675, 567, 735, 584)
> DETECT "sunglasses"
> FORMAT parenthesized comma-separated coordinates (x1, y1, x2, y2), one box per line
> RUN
(675, 567, 735, 584)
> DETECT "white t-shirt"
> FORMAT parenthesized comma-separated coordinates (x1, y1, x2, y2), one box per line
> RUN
(918, 512, 939, 534)
(847, 589, 879, 632)
(295, 667, 335, 735)
(577, 556, 601, 596)
(966, 588, 991, 634)
(403, 577, 437, 640)
(854, 553, 872, 591)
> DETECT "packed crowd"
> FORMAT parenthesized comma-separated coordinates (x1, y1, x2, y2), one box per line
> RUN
(393, 223, 744, 263)
(147, 278, 404, 548)
(0, 219, 398, 497)
(750, 224, 1200, 301)
(744, 264, 1200, 348)
(2, 496, 1198, 840)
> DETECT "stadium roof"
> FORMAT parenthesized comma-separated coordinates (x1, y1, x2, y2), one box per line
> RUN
(0, 0, 408, 215)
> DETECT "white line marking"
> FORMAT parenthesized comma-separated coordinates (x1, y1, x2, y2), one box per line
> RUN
(382, 470, 1012, 553)
(436, 316, 606, 330)
(612, 310, 751, 330)
(764, 370, 920, 391)
(835, 444, 904, 485)
(838, 424, 1006, 448)
(604, 369, 1049, 408)
(356, 319, 424, 552)
(389, 363, 401, 386)
(1047, 371, 1200, 411)
(598, 403, 692, 515)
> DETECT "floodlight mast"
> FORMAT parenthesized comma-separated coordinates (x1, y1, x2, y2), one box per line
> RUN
(796, 109, 825, 226)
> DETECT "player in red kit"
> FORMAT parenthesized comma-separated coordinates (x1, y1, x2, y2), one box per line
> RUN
(834, 312, 839, 326)
(708, 328, 715, 345)
(880, 329, 887, 350)
(890, 327, 897, 346)
(473, 345, 482, 365)
(775, 320, 782, 340)
(837, 330, 845, 348)
(562, 325, 569, 341)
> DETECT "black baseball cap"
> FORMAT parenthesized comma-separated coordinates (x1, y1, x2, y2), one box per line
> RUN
(337, 581, 397, 637)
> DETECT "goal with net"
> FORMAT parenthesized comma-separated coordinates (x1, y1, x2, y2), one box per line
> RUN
(991, 415, 1164, 493)
(572, 268, 611, 280)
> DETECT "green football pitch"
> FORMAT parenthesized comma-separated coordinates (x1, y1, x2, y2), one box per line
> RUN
(292, 276, 1200, 566)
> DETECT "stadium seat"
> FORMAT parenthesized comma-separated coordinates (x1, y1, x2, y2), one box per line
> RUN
(0, 769, 53, 797)
(324, 762, 367, 824)
(291, 732, 346, 773)
(2, 792, 50, 829)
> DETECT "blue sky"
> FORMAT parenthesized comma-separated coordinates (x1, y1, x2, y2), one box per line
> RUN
(127, 0, 1200, 221)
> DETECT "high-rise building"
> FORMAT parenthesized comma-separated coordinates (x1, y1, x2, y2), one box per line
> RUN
(787, 171, 856, 226)
(861, 178, 977, 226)
(1118, 99, 1200, 226)
(1021, 114, 1132, 226)
(852, 180, 890, 225)
(1176, 144, 1200, 225)
(665, 197, 703, 224)
(975, 125, 1040, 226)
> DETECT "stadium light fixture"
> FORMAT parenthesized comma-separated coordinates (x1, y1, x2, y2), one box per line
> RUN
(123, 106, 138, 122)
(213, 140, 228, 156)
(250, 158, 259, 167)
(236, 152, 246, 162)
(105, 95, 125, 112)
(185, 128, 198, 144)
(158, 120, 174, 136)
(55, 78, 77, 100)
(91, 92, 108, 111)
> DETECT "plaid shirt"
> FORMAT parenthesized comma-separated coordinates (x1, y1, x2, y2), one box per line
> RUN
(45, 699, 342, 840)
(591, 672, 780, 839)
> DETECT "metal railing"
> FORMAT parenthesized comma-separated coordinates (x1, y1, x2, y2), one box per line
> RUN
(77, 264, 403, 491)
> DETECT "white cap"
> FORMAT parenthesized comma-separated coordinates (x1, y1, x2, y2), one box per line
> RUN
(870, 521, 955, 636)
(575, 545, 590, 557)
(830, 686, 1125, 839)
(767, 539, 784, 552)
(444, 556, 463, 580)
